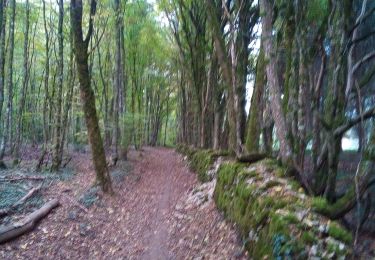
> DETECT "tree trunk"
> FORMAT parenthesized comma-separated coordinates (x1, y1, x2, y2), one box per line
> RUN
(51, 0, 65, 171)
(205, 0, 237, 154)
(70, 0, 112, 193)
(0, 0, 6, 162)
(0, 0, 15, 161)
(0, 0, 5, 127)
(260, 0, 293, 164)
(37, 0, 51, 170)
(246, 44, 265, 153)
(13, 0, 30, 164)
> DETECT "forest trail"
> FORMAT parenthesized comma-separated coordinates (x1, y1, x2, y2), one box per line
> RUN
(0, 147, 245, 259)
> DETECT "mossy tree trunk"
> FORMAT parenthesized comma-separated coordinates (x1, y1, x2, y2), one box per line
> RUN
(70, 0, 113, 193)
(0, 0, 15, 162)
(246, 44, 265, 153)
(37, 0, 51, 171)
(0, 0, 5, 155)
(13, 0, 30, 164)
(51, 0, 65, 171)
(260, 0, 293, 164)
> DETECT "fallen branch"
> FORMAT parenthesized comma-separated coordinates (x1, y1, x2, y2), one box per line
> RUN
(0, 175, 46, 182)
(13, 184, 43, 208)
(0, 199, 59, 244)
(236, 153, 268, 163)
(0, 185, 43, 218)
(62, 157, 72, 168)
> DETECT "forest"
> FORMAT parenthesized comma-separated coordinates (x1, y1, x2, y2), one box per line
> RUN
(0, 0, 374, 258)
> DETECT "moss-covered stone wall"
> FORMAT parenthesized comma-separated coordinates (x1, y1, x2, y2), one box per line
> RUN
(215, 159, 351, 258)
(176, 145, 353, 259)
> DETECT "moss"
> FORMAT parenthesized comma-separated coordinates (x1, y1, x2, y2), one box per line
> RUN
(312, 196, 328, 212)
(289, 180, 301, 191)
(189, 150, 215, 182)
(213, 160, 350, 259)
(328, 222, 352, 244)
(301, 231, 317, 244)
(262, 180, 282, 191)
(283, 213, 299, 225)
(238, 169, 258, 180)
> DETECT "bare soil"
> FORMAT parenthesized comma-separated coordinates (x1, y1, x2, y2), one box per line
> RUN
(0, 147, 245, 259)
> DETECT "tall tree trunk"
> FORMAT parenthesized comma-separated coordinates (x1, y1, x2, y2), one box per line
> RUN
(51, 0, 64, 171)
(0, 0, 5, 145)
(201, 48, 217, 148)
(59, 27, 75, 163)
(37, 0, 51, 170)
(205, 0, 237, 154)
(70, 0, 112, 193)
(164, 92, 170, 146)
(260, 0, 293, 164)
(246, 44, 265, 153)
(113, 0, 123, 163)
(13, 0, 30, 164)
(0, 0, 15, 161)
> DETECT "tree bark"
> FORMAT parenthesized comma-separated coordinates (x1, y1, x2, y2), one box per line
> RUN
(0, 0, 6, 166)
(13, 0, 30, 164)
(246, 44, 265, 153)
(51, 0, 65, 171)
(260, 0, 293, 164)
(70, 0, 113, 193)
(0, 0, 15, 161)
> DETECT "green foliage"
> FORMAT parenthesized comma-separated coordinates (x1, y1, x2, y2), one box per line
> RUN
(301, 231, 318, 244)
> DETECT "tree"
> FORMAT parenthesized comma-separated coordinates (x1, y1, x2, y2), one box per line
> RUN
(0, 0, 16, 163)
(13, 0, 31, 164)
(51, 0, 65, 171)
(70, 0, 113, 193)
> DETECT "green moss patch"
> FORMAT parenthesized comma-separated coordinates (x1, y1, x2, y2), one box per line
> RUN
(176, 145, 222, 182)
(190, 150, 216, 182)
(214, 160, 352, 259)
(328, 222, 353, 244)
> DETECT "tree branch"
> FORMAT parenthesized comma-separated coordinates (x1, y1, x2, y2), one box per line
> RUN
(334, 106, 375, 138)
(84, 0, 97, 47)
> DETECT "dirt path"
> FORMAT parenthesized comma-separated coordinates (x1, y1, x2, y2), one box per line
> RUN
(0, 147, 245, 259)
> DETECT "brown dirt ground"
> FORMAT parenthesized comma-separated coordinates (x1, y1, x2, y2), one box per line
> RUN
(0, 147, 245, 259)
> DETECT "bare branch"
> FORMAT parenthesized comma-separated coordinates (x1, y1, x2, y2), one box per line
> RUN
(334, 106, 375, 138)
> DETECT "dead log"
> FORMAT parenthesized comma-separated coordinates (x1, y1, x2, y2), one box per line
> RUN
(0, 199, 59, 244)
(236, 153, 268, 163)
